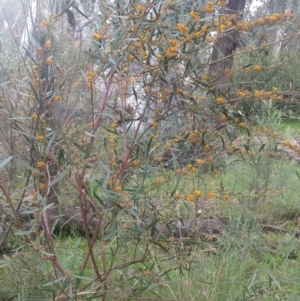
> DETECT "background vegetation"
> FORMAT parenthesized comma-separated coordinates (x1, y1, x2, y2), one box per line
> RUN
(1, 0, 300, 300)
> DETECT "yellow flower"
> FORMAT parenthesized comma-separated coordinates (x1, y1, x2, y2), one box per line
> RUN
(205, 36, 212, 42)
(168, 39, 177, 47)
(204, 234, 215, 241)
(31, 79, 39, 88)
(197, 158, 203, 165)
(257, 18, 265, 26)
(216, 96, 224, 103)
(45, 57, 53, 65)
(110, 121, 118, 128)
(204, 144, 211, 152)
(271, 13, 280, 21)
(41, 20, 49, 27)
(132, 160, 139, 167)
(239, 122, 246, 128)
(114, 186, 122, 192)
(36, 161, 45, 168)
(237, 90, 248, 98)
(53, 95, 60, 102)
(254, 90, 261, 98)
(187, 164, 193, 170)
(39, 183, 46, 189)
(44, 39, 52, 50)
(205, 2, 214, 14)
(176, 23, 189, 34)
(31, 170, 37, 177)
(220, 113, 228, 122)
(190, 166, 196, 172)
(152, 121, 159, 127)
(194, 31, 203, 38)
(207, 156, 213, 164)
(207, 191, 215, 198)
(219, 24, 226, 31)
(223, 194, 229, 200)
(272, 86, 278, 93)
(108, 133, 115, 142)
(194, 190, 201, 197)
(92, 32, 101, 41)
(201, 25, 208, 32)
(32, 113, 38, 120)
(253, 65, 261, 71)
(37, 135, 45, 141)
(187, 194, 195, 202)
(284, 12, 293, 18)
(135, 4, 147, 13)
(157, 54, 163, 61)
(189, 132, 198, 143)
(162, 242, 168, 248)
(165, 47, 177, 58)
(241, 23, 248, 31)
(190, 11, 200, 22)
(155, 157, 163, 163)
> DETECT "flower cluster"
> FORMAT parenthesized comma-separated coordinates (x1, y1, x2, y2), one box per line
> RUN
(92, 31, 101, 41)
(44, 39, 52, 50)
(205, 2, 214, 14)
(41, 20, 49, 27)
(45, 57, 53, 65)
(36, 161, 45, 168)
(165, 39, 179, 58)
(190, 11, 200, 23)
(86, 71, 97, 89)
(176, 23, 189, 35)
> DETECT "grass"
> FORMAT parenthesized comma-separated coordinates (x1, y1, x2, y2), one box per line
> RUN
(2, 120, 300, 300)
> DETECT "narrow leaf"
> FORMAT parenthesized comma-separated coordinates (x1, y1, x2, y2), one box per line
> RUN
(0, 156, 13, 169)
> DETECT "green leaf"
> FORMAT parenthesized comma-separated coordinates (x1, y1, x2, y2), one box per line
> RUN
(14, 230, 33, 236)
(0, 156, 13, 169)
(73, 274, 93, 281)
(56, 0, 75, 18)
(102, 229, 118, 242)
(47, 131, 57, 152)
(83, 50, 101, 60)
(50, 169, 68, 186)
(17, 158, 34, 171)
(149, 240, 169, 253)
(73, 142, 88, 157)
(84, 293, 107, 300)
(71, 1, 89, 19)
(267, 271, 282, 291)
(42, 277, 66, 287)
(12, 129, 35, 140)
(129, 225, 146, 234)
(98, 160, 112, 174)
(29, 83, 40, 103)
(58, 148, 65, 165)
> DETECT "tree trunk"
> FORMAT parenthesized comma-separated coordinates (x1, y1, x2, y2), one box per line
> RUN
(209, 0, 246, 94)
(273, 0, 293, 59)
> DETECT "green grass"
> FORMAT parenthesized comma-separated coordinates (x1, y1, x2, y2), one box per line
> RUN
(3, 123, 300, 300)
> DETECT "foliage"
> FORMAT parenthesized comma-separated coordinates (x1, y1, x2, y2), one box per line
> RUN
(0, 0, 300, 300)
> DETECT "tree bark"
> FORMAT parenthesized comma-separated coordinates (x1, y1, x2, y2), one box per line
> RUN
(209, 0, 246, 94)
(273, 0, 293, 59)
